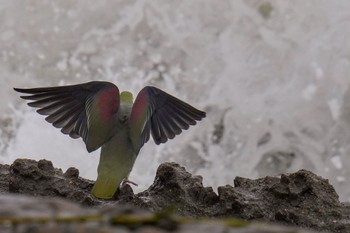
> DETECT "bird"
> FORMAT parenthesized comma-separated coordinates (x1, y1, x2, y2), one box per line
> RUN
(14, 81, 206, 199)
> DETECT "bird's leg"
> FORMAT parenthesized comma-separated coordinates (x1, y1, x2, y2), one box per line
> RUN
(120, 178, 138, 188)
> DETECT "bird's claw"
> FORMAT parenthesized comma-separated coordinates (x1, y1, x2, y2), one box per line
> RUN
(120, 178, 138, 188)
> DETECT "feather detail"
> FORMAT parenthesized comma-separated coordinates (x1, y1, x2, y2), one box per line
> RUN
(129, 86, 206, 152)
(14, 81, 120, 152)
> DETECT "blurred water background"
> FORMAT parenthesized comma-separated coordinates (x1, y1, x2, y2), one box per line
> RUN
(1, 1, 350, 201)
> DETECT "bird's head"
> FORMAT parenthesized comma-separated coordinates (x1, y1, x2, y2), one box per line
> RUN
(120, 91, 133, 103)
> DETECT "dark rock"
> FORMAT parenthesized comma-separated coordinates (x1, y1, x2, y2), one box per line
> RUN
(37, 159, 55, 175)
(131, 163, 220, 216)
(215, 170, 350, 231)
(0, 158, 349, 232)
(64, 167, 79, 178)
(8, 158, 99, 206)
(130, 163, 350, 232)
(271, 170, 340, 207)
(0, 164, 9, 193)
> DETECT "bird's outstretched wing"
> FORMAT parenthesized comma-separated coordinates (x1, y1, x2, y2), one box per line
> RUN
(14, 81, 120, 152)
(129, 86, 206, 153)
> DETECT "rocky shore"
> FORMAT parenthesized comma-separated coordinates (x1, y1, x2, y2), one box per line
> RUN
(0, 158, 349, 233)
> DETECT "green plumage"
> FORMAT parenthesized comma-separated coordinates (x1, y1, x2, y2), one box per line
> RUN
(92, 96, 135, 198)
(14, 81, 206, 199)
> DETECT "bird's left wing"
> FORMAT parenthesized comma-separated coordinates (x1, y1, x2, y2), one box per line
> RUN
(129, 86, 206, 153)
(14, 81, 120, 152)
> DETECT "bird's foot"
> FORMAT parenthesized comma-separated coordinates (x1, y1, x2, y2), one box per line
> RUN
(120, 178, 138, 188)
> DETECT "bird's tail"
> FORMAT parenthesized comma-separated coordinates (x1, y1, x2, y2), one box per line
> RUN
(92, 174, 119, 199)
(92, 142, 135, 199)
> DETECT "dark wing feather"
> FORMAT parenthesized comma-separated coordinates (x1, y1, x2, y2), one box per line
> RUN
(14, 81, 119, 152)
(129, 86, 205, 153)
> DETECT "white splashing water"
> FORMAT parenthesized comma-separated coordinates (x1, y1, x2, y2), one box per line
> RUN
(1, 1, 350, 202)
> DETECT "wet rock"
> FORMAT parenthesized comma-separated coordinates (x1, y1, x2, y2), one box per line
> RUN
(131, 163, 219, 216)
(216, 170, 349, 232)
(64, 167, 79, 178)
(131, 163, 350, 232)
(0, 158, 349, 232)
(0, 164, 9, 193)
(8, 158, 98, 206)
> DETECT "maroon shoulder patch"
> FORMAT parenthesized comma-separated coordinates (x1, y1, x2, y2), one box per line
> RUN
(130, 90, 148, 121)
(97, 86, 120, 122)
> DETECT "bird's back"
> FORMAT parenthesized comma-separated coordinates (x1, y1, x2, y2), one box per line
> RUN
(92, 99, 137, 198)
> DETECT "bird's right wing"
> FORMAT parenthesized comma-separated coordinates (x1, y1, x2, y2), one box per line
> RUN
(129, 86, 206, 153)
(14, 81, 120, 152)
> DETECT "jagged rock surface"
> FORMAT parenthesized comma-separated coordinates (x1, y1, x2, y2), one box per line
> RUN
(130, 162, 350, 232)
(8, 159, 99, 205)
(1, 158, 349, 233)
